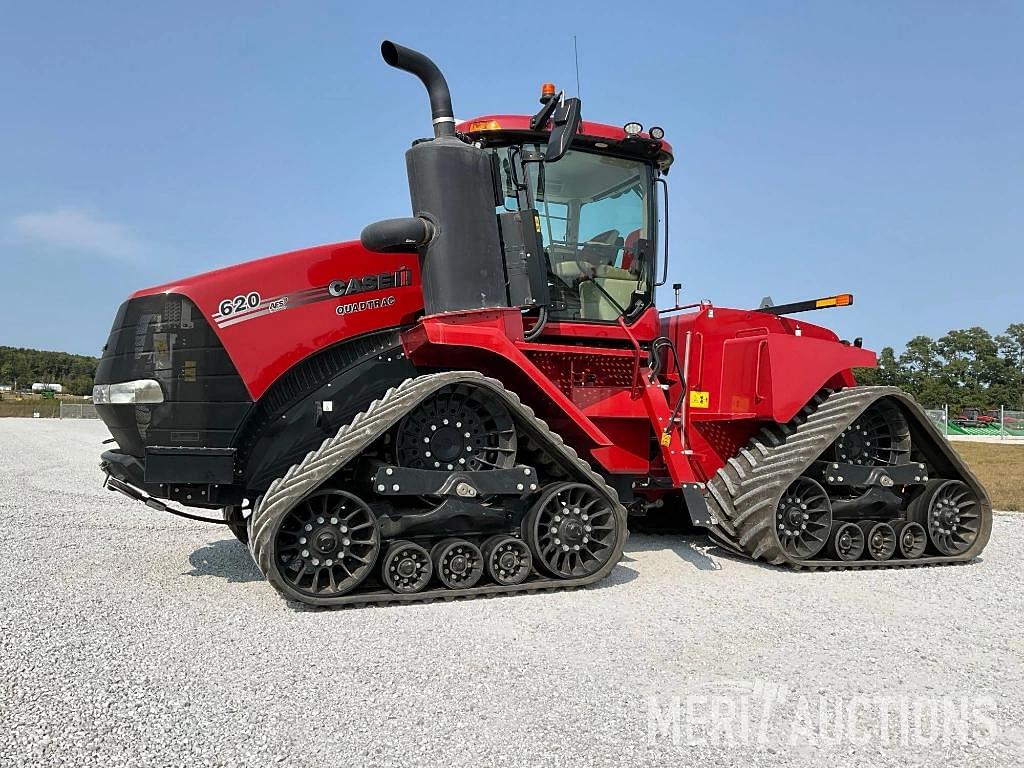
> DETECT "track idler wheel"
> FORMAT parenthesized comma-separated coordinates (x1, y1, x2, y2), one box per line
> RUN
(859, 521, 897, 561)
(523, 482, 621, 579)
(827, 521, 865, 561)
(431, 538, 484, 589)
(909, 479, 982, 556)
(892, 521, 927, 559)
(482, 535, 532, 586)
(381, 540, 433, 593)
(774, 477, 832, 559)
(272, 489, 380, 599)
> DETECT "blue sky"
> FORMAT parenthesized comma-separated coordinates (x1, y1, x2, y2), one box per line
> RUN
(1, 1, 1021, 356)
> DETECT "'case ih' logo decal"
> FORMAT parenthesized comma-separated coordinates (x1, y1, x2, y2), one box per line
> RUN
(211, 267, 414, 329)
(328, 268, 412, 297)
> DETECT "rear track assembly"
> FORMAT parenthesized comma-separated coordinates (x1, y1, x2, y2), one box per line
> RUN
(705, 386, 992, 570)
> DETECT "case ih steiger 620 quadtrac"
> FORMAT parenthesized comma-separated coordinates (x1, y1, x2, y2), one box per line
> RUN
(94, 42, 991, 606)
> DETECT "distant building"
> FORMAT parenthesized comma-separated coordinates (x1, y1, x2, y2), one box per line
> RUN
(0, 385, 11, 392)
(31, 383, 63, 394)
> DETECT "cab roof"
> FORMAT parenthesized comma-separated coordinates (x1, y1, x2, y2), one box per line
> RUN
(456, 114, 675, 173)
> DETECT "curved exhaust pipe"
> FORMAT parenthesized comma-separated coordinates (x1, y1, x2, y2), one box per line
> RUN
(380, 40, 455, 138)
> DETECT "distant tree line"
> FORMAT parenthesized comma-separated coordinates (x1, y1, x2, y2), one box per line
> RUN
(855, 324, 1024, 411)
(0, 346, 98, 396)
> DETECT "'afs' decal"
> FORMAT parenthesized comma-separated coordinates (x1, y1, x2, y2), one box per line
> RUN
(211, 268, 415, 328)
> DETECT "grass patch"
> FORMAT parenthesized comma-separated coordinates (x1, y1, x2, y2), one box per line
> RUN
(952, 442, 1024, 512)
(0, 401, 61, 418)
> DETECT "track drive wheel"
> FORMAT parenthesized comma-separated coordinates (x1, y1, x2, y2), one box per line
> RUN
(831, 399, 911, 466)
(523, 482, 622, 579)
(859, 521, 897, 561)
(395, 384, 517, 472)
(381, 540, 433, 594)
(432, 538, 484, 589)
(256, 489, 381, 602)
(482, 535, 532, 585)
(908, 479, 982, 556)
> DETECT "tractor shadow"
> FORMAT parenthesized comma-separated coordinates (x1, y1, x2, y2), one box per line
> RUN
(185, 538, 263, 583)
(624, 532, 724, 571)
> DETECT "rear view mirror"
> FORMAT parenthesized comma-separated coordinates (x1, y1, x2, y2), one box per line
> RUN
(545, 98, 581, 162)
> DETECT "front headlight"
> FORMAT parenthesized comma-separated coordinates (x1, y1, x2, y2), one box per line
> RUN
(93, 379, 164, 405)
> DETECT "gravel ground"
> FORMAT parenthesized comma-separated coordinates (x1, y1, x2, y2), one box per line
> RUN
(2, 418, 1022, 767)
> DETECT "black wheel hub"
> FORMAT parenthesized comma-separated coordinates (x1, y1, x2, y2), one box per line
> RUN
(395, 385, 517, 473)
(433, 539, 483, 589)
(273, 490, 380, 598)
(483, 535, 533, 586)
(832, 400, 911, 467)
(774, 477, 832, 559)
(524, 482, 621, 579)
(381, 540, 432, 594)
(921, 480, 981, 555)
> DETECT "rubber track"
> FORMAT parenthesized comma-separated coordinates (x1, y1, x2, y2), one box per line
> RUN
(704, 386, 993, 570)
(248, 371, 628, 607)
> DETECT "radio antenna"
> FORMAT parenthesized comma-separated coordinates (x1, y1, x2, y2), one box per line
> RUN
(573, 35, 581, 99)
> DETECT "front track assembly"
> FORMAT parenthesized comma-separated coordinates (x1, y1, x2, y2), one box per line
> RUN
(705, 386, 992, 569)
(247, 372, 628, 606)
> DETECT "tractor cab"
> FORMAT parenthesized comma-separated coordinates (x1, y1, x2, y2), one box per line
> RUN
(458, 108, 673, 326)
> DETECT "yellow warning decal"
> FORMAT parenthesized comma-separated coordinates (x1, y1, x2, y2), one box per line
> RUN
(689, 390, 710, 409)
(660, 433, 672, 447)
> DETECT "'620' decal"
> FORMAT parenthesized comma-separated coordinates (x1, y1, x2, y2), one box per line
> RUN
(217, 292, 261, 317)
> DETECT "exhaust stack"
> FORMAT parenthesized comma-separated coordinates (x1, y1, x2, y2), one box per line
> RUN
(361, 41, 507, 316)
(380, 41, 455, 138)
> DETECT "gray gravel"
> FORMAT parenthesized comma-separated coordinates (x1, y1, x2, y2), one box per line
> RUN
(2, 418, 1023, 767)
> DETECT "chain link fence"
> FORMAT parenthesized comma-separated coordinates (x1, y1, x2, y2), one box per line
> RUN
(59, 402, 99, 419)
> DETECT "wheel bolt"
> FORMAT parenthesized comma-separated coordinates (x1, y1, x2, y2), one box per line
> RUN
(299, 537, 307, 544)
(330, 517, 338, 525)
(304, 524, 312, 532)
(340, 525, 348, 533)
(343, 538, 351, 546)
(317, 517, 324, 524)
(301, 549, 309, 557)
(312, 558, 320, 566)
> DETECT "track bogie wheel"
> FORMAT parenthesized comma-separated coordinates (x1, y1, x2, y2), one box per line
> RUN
(859, 521, 897, 561)
(431, 538, 484, 589)
(381, 540, 433, 593)
(523, 482, 621, 579)
(481, 535, 532, 585)
(774, 477, 832, 559)
(827, 521, 865, 561)
(271, 489, 380, 599)
(892, 520, 927, 559)
(908, 479, 981, 556)
(831, 399, 911, 467)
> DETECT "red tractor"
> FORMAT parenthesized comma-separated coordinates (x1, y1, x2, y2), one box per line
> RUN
(93, 42, 991, 606)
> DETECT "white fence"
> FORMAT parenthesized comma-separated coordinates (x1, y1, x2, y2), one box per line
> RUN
(924, 405, 1024, 439)
(59, 402, 100, 419)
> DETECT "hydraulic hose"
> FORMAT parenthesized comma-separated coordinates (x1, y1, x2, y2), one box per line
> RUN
(380, 41, 455, 138)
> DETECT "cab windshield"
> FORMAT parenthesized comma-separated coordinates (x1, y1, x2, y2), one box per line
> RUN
(497, 146, 655, 322)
